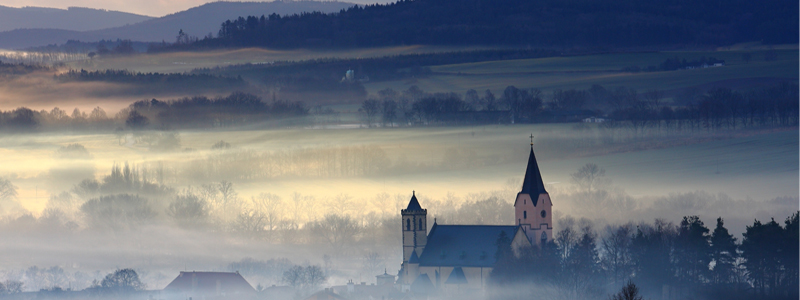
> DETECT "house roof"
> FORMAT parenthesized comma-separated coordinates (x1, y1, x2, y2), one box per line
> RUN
(520, 145, 547, 205)
(304, 289, 348, 300)
(405, 191, 423, 211)
(445, 267, 468, 285)
(163, 271, 256, 295)
(376, 270, 395, 278)
(417, 224, 520, 268)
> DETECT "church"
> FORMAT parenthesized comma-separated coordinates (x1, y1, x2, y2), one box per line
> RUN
(397, 142, 553, 295)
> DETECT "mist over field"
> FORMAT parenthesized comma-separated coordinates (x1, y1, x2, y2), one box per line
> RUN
(0, 123, 796, 294)
(0, 0, 798, 299)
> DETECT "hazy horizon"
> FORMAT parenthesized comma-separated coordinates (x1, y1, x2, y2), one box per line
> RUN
(0, 0, 386, 18)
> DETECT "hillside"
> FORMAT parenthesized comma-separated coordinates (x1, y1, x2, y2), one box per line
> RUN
(195, 0, 798, 49)
(0, 6, 152, 32)
(0, 1, 354, 50)
(88, 1, 355, 43)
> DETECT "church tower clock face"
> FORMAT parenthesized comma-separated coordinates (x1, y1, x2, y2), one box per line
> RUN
(541, 210, 546, 218)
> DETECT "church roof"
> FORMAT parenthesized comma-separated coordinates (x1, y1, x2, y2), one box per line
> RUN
(520, 145, 548, 205)
(405, 191, 423, 211)
(163, 271, 256, 295)
(408, 250, 420, 264)
(417, 224, 520, 268)
(445, 267, 468, 285)
(410, 274, 435, 295)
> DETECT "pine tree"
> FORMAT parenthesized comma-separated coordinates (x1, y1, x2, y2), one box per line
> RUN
(709, 217, 737, 285)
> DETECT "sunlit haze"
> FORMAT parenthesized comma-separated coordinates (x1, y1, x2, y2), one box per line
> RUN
(0, 0, 796, 299)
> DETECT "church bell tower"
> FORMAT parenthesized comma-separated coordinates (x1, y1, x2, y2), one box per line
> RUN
(401, 191, 427, 263)
(514, 136, 553, 246)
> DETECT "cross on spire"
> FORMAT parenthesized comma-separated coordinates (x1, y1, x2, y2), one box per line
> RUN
(529, 134, 534, 146)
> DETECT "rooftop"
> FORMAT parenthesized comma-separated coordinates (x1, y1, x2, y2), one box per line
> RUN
(417, 224, 520, 268)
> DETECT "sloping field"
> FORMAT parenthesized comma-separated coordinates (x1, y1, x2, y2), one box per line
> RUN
(64, 45, 497, 73)
(367, 49, 799, 95)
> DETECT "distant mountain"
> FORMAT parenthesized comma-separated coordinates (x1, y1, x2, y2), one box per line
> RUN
(0, 6, 152, 32)
(194, 0, 798, 49)
(0, 1, 355, 50)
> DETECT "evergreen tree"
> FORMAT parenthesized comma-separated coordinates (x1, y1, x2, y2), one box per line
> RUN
(741, 218, 785, 297)
(709, 217, 737, 285)
(674, 216, 711, 288)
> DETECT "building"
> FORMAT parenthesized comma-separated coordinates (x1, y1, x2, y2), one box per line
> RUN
(162, 271, 257, 300)
(397, 143, 553, 296)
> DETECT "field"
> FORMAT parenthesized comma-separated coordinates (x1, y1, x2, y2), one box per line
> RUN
(2, 46, 796, 114)
(63, 45, 496, 73)
(366, 48, 799, 97)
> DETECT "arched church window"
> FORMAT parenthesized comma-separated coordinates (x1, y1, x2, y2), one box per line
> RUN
(419, 219, 423, 230)
(523, 211, 527, 219)
(541, 231, 548, 244)
(541, 210, 547, 218)
(406, 219, 410, 231)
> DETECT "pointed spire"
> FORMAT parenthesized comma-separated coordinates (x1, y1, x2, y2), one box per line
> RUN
(520, 142, 547, 200)
(405, 191, 423, 211)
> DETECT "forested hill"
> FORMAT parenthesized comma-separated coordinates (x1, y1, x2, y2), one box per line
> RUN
(195, 0, 797, 49)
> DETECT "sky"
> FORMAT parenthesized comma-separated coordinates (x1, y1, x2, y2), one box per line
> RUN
(0, 0, 390, 17)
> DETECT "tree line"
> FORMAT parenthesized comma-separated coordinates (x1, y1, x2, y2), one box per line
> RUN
(0, 60, 52, 76)
(491, 213, 799, 300)
(0, 92, 308, 133)
(123, 92, 309, 129)
(357, 82, 799, 129)
(174, 0, 797, 49)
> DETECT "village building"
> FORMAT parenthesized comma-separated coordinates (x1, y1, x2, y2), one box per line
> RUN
(397, 142, 553, 297)
(162, 271, 257, 300)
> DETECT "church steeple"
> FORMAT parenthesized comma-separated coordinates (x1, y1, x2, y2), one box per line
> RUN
(514, 136, 553, 246)
(401, 191, 427, 264)
(405, 190, 423, 211)
(520, 144, 548, 201)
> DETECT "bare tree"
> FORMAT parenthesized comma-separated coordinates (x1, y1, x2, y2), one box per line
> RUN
(0, 177, 18, 201)
(362, 252, 384, 275)
(233, 202, 266, 235)
(282, 265, 327, 296)
(601, 223, 635, 286)
(359, 99, 381, 127)
(570, 163, 608, 193)
(253, 193, 282, 231)
(643, 89, 664, 110)
(309, 214, 361, 248)
(218, 181, 239, 217)
(608, 280, 644, 300)
(290, 192, 307, 223)
(327, 193, 354, 215)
